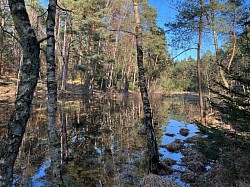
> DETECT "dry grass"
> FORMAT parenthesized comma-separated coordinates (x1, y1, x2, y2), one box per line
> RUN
(142, 174, 180, 187)
(195, 125, 250, 187)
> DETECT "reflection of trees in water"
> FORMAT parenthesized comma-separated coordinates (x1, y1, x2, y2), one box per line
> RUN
(152, 95, 199, 124)
(63, 95, 147, 186)
(13, 94, 200, 186)
(14, 103, 48, 184)
(150, 94, 200, 143)
(59, 99, 69, 162)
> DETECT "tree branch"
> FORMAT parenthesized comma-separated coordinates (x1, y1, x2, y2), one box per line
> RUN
(38, 36, 51, 44)
(56, 2, 72, 12)
(37, 10, 48, 31)
(109, 29, 135, 36)
(37, 10, 48, 19)
(0, 25, 20, 44)
(40, 47, 46, 55)
(171, 47, 197, 60)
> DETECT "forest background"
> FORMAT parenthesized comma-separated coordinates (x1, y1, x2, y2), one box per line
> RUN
(0, 0, 249, 186)
(0, 0, 249, 94)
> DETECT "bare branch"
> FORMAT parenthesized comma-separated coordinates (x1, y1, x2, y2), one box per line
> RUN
(171, 48, 197, 60)
(38, 36, 51, 44)
(37, 10, 48, 19)
(37, 10, 48, 30)
(40, 47, 46, 54)
(0, 25, 20, 44)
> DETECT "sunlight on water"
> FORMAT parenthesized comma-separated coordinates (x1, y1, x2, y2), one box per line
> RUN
(160, 119, 202, 187)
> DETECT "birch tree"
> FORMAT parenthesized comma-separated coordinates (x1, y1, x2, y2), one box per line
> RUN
(133, 0, 160, 174)
(46, 0, 62, 185)
(0, 0, 40, 185)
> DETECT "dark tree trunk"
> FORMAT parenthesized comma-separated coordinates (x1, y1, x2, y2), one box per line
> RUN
(46, 0, 62, 185)
(133, 0, 160, 174)
(123, 74, 129, 94)
(0, 0, 40, 186)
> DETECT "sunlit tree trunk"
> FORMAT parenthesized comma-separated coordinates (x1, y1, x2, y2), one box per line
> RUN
(133, 0, 160, 174)
(124, 35, 135, 93)
(46, 0, 62, 185)
(227, 0, 237, 72)
(197, 0, 205, 124)
(61, 19, 68, 91)
(0, 23, 3, 76)
(55, 8, 61, 75)
(60, 17, 72, 91)
(209, 0, 229, 88)
(0, 0, 6, 76)
(0, 0, 40, 185)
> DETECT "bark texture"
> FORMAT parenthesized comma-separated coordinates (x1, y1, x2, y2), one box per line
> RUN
(0, 0, 40, 186)
(197, 0, 205, 124)
(46, 0, 62, 185)
(133, 0, 160, 174)
(0, 0, 6, 75)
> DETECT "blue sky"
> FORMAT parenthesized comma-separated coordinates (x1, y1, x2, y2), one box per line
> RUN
(149, 0, 199, 61)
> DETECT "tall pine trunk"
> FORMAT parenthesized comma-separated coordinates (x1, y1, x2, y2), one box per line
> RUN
(197, 0, 205, 124)
(46, 0, 62, 185)
(133, 0, 160, 174)
(210, 0, 229, 88)
(0, 0, 5, 76)
(0, 0, 40, 186)
(0, 26, 3, 75)
(61, 19, 71, 91)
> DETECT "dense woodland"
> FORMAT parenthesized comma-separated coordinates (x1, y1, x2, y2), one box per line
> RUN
(0, 0, 249, 186)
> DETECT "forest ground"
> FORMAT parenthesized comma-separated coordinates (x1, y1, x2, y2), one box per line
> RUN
(0, 76, 249, 187)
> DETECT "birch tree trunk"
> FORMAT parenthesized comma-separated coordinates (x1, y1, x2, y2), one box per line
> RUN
(0, 0, 40, 186)
(46, 0, 62, 185)
(133, 0, 160, 174)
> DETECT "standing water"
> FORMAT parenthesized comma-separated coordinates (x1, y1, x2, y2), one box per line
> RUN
(4, 93, 204, 186)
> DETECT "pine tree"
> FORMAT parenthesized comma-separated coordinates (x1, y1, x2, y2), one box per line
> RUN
(211, 11, 250, 132)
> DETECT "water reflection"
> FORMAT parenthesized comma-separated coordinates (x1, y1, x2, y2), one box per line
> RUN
(159, 120, 201, 187)
(12, 93, 200, 186)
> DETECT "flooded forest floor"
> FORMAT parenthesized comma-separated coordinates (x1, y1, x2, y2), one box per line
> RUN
(0, 76, 250, 187)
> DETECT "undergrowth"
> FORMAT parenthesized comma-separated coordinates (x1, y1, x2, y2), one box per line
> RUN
(195, 125, 250, 186)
